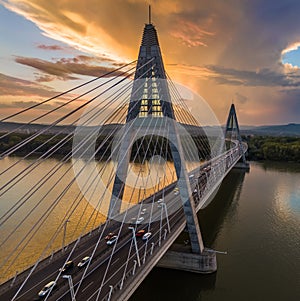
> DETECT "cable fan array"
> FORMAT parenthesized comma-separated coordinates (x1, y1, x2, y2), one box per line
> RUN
(0, 59, 219, 301)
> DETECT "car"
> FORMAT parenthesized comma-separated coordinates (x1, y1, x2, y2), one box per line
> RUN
(173, 188, 179, 195)
(38, 281, 57, 298)
(142, 232, 152, 240)
(59, 260, 74, 273)
(136, 217, 144, 224)
(140, 208, 147, 215)
(157, 198, 164, 207)
(105, 232, 115, 240)
(77, 256, 90, 268)
(106, 235, 118, 245)
(136, 229, 146, 237)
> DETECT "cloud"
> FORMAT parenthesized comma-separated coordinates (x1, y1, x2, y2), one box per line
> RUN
(170, 19, 215, 47)
(205, 65, 300, 87)
(15, 55, 131, 81)
(0, 100, 55, 110)
(37, 44, 65, 51)
(34, 73, 57, 82)
(168, 63, 300, 88)
(166, 63, 216, 78)
(0, 73, 57, 97)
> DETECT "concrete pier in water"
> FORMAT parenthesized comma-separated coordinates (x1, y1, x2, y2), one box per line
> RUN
(157, 244, 217, 274)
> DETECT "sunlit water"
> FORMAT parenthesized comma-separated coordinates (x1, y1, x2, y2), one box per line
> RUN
(130, 162, 300, 301)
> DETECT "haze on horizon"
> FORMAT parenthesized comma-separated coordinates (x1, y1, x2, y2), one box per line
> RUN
(0, 0, 300, 126)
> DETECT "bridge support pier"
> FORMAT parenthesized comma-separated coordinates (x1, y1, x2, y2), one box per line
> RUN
(157, 245, 217, 274)
(233, 161, 250, 171)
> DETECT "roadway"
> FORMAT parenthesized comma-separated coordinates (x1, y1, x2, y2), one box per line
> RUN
(1, 181, 180, 300)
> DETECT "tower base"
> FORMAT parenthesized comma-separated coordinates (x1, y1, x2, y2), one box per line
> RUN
(233, 161, 250, 171)
(157, 244, 217, 274)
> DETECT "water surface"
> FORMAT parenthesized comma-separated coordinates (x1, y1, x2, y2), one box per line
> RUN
(130, 162, 300, 301)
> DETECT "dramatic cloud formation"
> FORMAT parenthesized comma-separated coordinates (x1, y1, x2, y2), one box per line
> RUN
(14, 55, 130, 81)
(205, 65, 300, 87)
(1, 0, 300, 125)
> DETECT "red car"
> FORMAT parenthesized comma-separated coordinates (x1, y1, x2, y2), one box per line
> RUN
(105, 232, 115, 240)
(135, 229, 146, 237)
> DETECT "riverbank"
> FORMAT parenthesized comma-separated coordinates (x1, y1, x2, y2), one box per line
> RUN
(1, 130, 300, 163)
(244, 135, 300, 162)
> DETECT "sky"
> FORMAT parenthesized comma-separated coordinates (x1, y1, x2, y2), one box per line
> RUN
(0, 0, 300, 126)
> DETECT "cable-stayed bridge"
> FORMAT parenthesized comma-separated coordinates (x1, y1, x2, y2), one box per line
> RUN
(0, 17, 248, 301)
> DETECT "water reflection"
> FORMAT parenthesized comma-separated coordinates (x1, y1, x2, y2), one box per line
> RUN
(199, 170, 246, 246)
(131, 267, 217, 301)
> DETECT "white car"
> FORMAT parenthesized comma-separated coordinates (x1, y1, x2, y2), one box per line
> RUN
(106, 235, 118, 245)
(142, 232, 152, 240)
(157, 198, 163, 203)
(136, 217, 144, 224)
(38, 281, 57, 297)
(77, 256, 90, 268)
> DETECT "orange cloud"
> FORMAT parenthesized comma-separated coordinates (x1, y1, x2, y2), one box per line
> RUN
(14, 55, 131, 81)
(170, 20, 214, 47)
(0, 73, 57, 97)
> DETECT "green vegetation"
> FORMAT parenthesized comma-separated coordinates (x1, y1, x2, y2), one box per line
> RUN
(0, 132, 210, 162)
(2, 131, 299, 163)
(0, 132, 73, 157)
(244, 135, 300, 162)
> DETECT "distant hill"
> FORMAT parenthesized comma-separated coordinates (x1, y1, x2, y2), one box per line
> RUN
(241, 123, 300, 137)
(0, 121, 74, 135)
(0, 122, 206, 137)
(1, 121, 299, 137)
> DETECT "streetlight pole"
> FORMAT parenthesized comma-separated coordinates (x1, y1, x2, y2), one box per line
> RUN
(107, 285, 113, 301)
(132, 260, 137, 275)
(162, 203, 170, 233)
(128, 227, 141, 267)
(150, 242, 155, 255)
(159, 203, 163, 246)
(62, 275, 76, 301)
(62, 219, 70, 252)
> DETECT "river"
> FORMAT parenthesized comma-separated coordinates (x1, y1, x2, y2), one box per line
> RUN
(130, 161, 300, 301)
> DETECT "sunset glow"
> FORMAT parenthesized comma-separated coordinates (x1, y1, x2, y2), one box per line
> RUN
(1, 0, 300, 125)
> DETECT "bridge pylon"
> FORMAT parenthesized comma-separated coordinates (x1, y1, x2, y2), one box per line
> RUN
(225, 103, 249, 169)
(108, 20, 205, 254)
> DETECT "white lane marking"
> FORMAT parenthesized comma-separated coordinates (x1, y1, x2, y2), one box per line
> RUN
(82, 281, 94, 293)
(112, 257, 120, 265)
